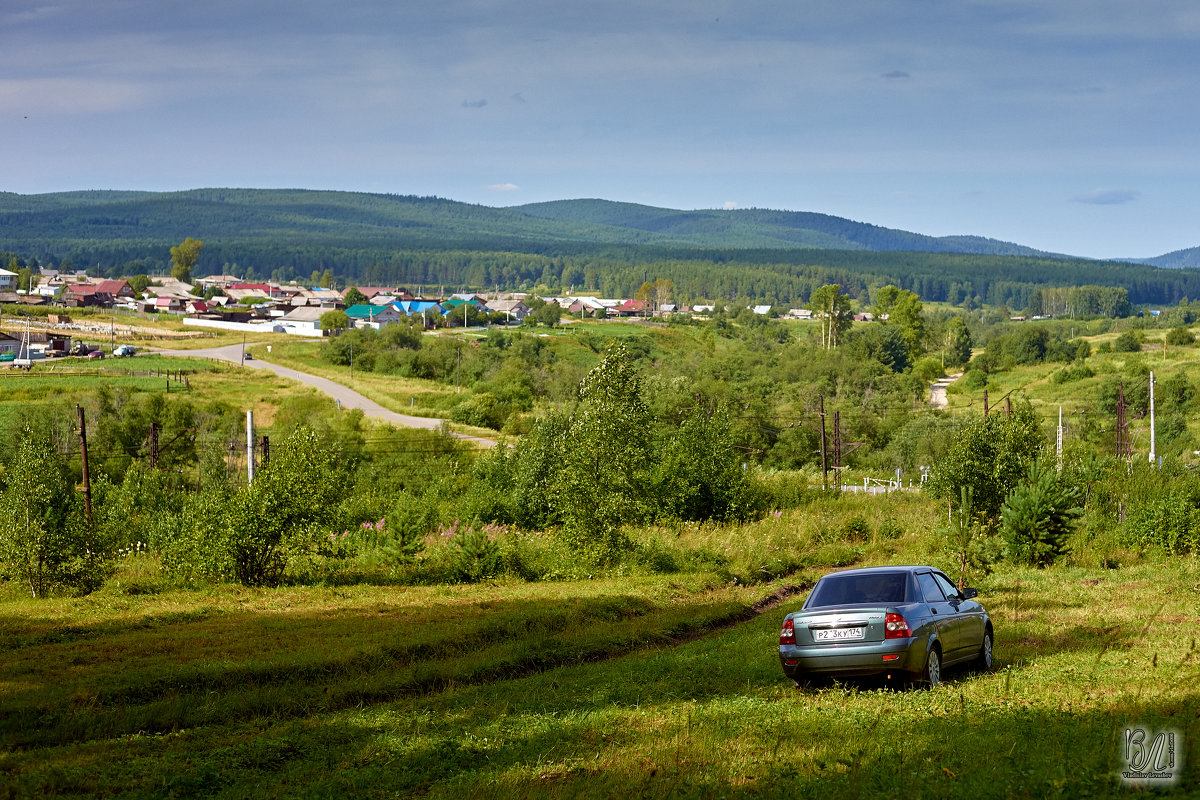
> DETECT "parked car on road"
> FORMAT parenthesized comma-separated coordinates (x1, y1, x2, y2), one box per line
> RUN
(113, 345, 136, 357)
(778, 565, 993, 688)
(87, 350, 105, 359)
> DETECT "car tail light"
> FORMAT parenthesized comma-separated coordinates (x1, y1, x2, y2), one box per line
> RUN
(884, 612, 911, 639)
(779, 618, 796, 645)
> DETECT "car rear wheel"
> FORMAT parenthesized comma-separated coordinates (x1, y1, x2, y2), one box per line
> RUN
(975, 630, 994, 671)
(923, 647, 941, 688)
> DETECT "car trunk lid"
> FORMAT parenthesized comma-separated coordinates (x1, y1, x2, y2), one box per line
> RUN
(789, 606, 893, 645)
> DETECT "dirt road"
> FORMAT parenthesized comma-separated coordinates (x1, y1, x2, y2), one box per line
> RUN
(153, 343, 496, 447)
(929, 372, 963, 408)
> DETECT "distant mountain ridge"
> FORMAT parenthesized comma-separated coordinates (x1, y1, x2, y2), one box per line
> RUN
(0, 188, 1194, 266)
(0, 188, 1060, 258)
(1142, 245, 1200, 269)
(510, 199, 1063, 257)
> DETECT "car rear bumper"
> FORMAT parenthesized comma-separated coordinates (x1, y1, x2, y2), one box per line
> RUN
(779, 638, 926, 678)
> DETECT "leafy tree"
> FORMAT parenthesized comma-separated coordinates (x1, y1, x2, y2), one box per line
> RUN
(652, 407, 756, 522)
(808, 284, 852, 349)
(225, 426, 341, 586)
(872, 285, 924, 359)
(942, 316, 973, 368)
(0, 428, 109, 597)
(555, 345, 653, 558)
(845, 324, 910, 372)
(128, 274, 152, 294)
(926, 403, 1045, 522)
(343, 286, 369, 306)
(635, 278, 675, 315)
(1000, 461, 1082, 566)
(526, 300, 561, 327)
(320, 309, 351, 333)
(169, 237, 204, 283)
(15, 266, 35, 294)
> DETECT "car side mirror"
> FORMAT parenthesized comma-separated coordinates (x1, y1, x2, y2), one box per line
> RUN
(961, 587, 977, 600)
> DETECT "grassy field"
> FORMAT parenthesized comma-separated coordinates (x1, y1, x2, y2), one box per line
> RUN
(1, 505, 1195, 798)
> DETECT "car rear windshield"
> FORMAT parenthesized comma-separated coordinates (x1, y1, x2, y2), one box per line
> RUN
(806, 572, 909, 607)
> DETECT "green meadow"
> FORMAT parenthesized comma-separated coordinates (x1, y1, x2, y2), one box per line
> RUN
(1, 504, 1196, 798)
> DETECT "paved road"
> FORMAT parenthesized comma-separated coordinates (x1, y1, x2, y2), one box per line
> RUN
(152, 343, 496, 447)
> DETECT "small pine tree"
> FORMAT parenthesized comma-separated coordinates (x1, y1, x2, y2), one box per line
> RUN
(1000, 461, 1082, 567)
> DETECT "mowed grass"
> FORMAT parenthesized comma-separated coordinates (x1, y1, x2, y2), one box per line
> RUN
(1, 542, 1196, 798)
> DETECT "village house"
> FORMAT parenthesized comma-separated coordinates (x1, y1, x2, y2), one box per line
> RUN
(485, 298, 530, 322)
(61, 284, 116, 308)
(345, 303, 404, 328)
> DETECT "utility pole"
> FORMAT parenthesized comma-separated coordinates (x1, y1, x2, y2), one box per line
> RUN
(1116, 382, 1129, 459)
(259, 435, 270, 469)
(1149, 371, 1156, 466)
(832, 410, 842, 489)
(819, 396, 828, 490)
(76, 405, 93, 530)
(246, 410, 256, 485)
(1056, 407, 1063, 471)
(240, 333, 246, 367)
(148, 422, 159, 469)
(983, 389, 989, 417)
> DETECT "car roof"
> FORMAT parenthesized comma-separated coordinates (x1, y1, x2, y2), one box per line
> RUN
(819, 565, 939, 578)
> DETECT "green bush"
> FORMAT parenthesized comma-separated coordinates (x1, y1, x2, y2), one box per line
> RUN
(1165, 325, 1195, 346)
(0, 428, 113, 597)
(1113, 329, 1143, 352)
(1000, 461, 1082, 567)
(225, 427, 341, 586)
(1123, 492, 1200, 554)
(1050, 359, 1094, 384)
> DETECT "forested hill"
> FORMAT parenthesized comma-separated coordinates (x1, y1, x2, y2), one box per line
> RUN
(510, 199, 1057, 256)
(0, 188, 1053, 259)
(3, 188, 1200, 308)
(1144, 245, 1200, 269)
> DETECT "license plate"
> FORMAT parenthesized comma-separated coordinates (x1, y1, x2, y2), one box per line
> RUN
(814, 627, 865, 641)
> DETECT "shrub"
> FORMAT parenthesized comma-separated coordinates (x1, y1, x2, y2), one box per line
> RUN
(1123, 492, 1200, 554)
(225, 427, 341, 586)
(840, 515, 871, 542)
(926, 402, 1045, 521)
(1165, 325, 1195, 346)
(1050, 359, 1094, 384)
(1000, 461, 1082, 567)
(0, 428, 112, 597)
(1113, 329, 1143, 352)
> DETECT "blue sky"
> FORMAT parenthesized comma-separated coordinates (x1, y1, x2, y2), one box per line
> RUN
(2, 0, 1198, 259)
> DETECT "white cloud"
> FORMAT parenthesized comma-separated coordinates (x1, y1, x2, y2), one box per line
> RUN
(722, 201, 737, 210)
(1073, 188, 1140, 205)
(0, 78, 147, 114)
(487, 183, 519, 191)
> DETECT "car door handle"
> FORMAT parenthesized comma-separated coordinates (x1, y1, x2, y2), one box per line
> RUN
(931, 608, 938, 614)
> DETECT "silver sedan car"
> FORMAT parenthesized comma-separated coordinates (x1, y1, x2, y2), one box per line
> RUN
(778, 565, 993, 687)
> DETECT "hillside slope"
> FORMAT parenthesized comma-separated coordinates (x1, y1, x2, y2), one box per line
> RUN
(511, 199, 1059, 256)
(0, 188, 1056, 258)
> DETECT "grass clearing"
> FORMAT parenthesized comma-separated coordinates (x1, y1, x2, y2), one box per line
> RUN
(2, 518, 1195, 797)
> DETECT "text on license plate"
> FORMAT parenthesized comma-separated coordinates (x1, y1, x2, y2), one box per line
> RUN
(814, 627, 865, 641)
